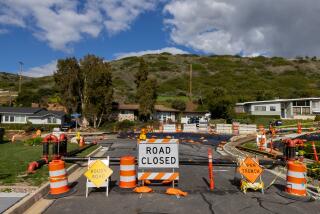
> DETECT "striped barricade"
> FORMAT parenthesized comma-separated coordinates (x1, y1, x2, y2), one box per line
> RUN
(138, 172, 179, 181)
(140, 139, 179, 144)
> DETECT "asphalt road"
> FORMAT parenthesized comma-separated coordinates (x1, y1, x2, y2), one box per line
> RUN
(44, 139, 320, 214)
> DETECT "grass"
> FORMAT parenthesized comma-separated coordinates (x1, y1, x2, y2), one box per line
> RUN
(242, 141, 258, 149)
(0, 140, 97, 186)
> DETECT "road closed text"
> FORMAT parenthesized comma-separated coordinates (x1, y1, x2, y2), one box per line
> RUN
(138, 144, 179, 168)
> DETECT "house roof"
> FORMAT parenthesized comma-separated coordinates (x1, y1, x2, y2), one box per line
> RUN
(0, 107, 65, 117)
(0, 107, 44, 114)
(118, 104, 139, 110)
(31, 109, 65, 118)
(154, 105, 179, 112)
(236, 97, 320, 106)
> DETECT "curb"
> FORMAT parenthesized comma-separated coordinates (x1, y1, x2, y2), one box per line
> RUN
(3, 145, 102, 214)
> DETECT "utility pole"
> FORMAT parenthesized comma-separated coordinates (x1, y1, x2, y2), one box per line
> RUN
(189, 64, 192, 100)
(18, 61, 23, 93)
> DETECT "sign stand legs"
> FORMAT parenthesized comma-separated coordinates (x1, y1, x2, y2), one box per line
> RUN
(172, 168, 175, 188)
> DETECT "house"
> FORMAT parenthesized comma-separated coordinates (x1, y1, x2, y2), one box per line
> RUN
(180, 111, 210, 124)
(117, 104, 139, 121)
(0, 107, 65, 125)
(154, 105, 179, 122)
(180, 102, 210, 124)
(235, 97, 320, 119)
(117, 104, 179, 122)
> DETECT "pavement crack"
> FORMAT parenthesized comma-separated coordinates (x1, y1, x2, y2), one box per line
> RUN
(200, 192, 215, 214)
(251, 196, 278, 214)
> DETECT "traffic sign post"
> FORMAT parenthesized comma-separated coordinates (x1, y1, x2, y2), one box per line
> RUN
(238, 157, 264, 194)
(84, 157, 113, 197)
(138, 139, 179, 188)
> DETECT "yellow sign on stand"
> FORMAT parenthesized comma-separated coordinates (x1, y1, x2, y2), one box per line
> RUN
(238, 157, 263, 183)
(84, 159, 113, 188)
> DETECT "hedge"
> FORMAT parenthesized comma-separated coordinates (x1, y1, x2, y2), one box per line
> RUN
(233, 113, 280, 126)
(0, 123, 59, 132)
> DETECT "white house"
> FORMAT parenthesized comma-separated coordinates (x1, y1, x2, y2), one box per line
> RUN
(0, 107, 65, 125)
(235, 97, 320, 119)
(117, 104, 178, 122)
(180, 111, 210, 124)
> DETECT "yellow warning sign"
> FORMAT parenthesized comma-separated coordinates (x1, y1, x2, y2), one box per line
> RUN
(238, 157, 263, 183)
(84, 160, 113, 188)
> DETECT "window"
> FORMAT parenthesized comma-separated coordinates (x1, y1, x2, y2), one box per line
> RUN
(9, 116, 14, 122)
(47, 117, 57, 124)
(270, 106, 276, 111)
(293, 101, 310, 106)
(293, 107, 301, 115)
(15, 115, 25, 123)
(302, 107, 310, 115)
(254, 106, 266, 111)
(4, 115, 9, 122)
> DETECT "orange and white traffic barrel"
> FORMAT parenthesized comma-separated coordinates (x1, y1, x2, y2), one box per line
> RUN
(119, 156, 136, 188)
(285, 161, 307, 196)
(47, 160, 75, 198)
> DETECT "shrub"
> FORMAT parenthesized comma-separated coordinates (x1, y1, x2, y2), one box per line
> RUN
(315, 115, 320, 121)
(115, 120, 136, 131)
(24, 137, 42, 146)
(171, 99, 186, 111)
(0, 124, 59, 132)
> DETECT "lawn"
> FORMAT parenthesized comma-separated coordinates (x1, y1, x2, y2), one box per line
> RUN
(242, 141, 258, 149)
(0, 141, 97, 186)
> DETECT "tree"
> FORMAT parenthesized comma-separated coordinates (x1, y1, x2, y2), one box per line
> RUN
(134, 58, 148, 89)
(54, 55, 113, 128)
(205, 87, 235, 121)
(54, 58, 82, 113)
(171, 99, 186, 111)
(134, 58, 157, 121)
(16, 90, 40, 107)
(80, 55, 113, 128)
(137, 79, 157, 121)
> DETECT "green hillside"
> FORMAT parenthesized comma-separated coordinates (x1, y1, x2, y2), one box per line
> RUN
(111, 54, 320, 103)
(1, 54, 320, 106)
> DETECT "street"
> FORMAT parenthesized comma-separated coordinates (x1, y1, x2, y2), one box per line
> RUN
(44, 139, 320, 214)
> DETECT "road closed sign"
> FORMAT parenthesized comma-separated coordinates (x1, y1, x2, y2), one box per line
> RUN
(138, 139, 179, 168)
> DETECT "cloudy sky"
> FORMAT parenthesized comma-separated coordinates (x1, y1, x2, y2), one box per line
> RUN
(1, 0, 320, 77)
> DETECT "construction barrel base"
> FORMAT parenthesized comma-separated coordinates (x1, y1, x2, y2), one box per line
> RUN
(46, 187, 77, 199)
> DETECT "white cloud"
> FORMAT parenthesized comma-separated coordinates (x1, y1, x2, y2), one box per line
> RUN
(0, 0, 158, 51)
(24, 61, 57, 77)
(164, 0, 320, 57)
(115, 47, 189, 59)
(100, 0, 158, 34)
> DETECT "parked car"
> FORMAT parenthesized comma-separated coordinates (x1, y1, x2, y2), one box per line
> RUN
(272, 120, 283, 126)
(61, 121, 76, 131)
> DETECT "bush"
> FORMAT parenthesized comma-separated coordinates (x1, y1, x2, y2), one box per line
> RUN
(171, 99, 186, 111)
(233, 114, 280, 125)
(307, 162, 320, 180)
(0, 124, 59, 132)
(24, 137, 42, 146)
(315, 115, 320, 122)
(115, 120, 136, 131)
